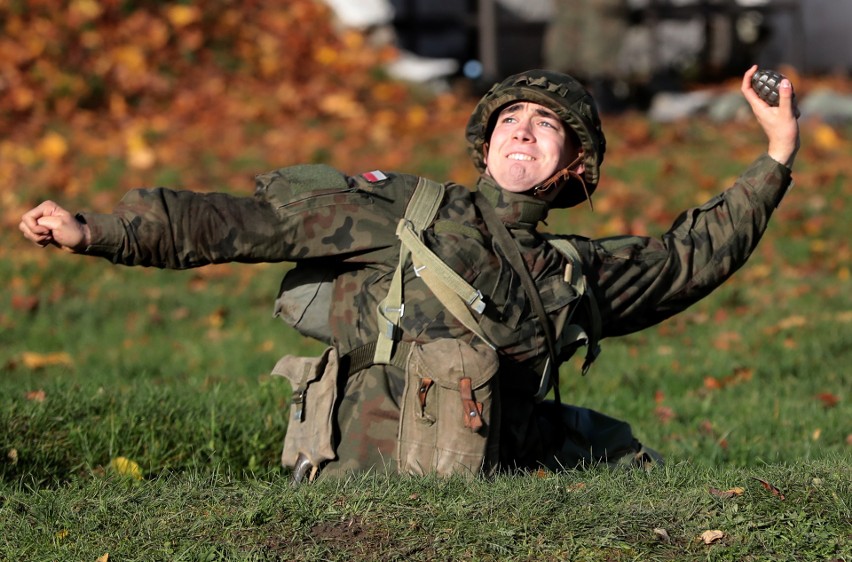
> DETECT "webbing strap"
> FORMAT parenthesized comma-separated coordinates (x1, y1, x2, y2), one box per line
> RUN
(397, 225, 486, 314)
(374, 177, 446, 364)
(413, 258, 494, 349)
(345, 341, 411, 376)
(475, 191, 561, 402)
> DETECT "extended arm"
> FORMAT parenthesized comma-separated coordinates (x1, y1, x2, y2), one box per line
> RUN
(20, 165, 405, 269)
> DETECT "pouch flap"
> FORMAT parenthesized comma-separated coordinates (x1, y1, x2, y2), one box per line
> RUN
(408, 339, 498, 390)
(272, 346, 337, 388)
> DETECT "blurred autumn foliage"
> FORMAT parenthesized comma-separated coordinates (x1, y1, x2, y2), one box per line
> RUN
(1, 0, 476, 226)
(2, 0, 851, 256)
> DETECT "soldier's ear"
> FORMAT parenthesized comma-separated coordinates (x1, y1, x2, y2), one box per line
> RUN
(573, 150, 585, 175)
(482, 142, 489, 167)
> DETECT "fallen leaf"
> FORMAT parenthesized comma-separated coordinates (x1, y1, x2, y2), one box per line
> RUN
(654, 405, 675, 424)
(110, 456, 144, 480)
(815, 392, 840, 409)
(7, 449, 18, 465)
(777, 315, 808, 330)
(709, 486, 745, 499)
(55, 529, 69, 540)
(97, 554, 110, 562)
(701, 529, 724, 544)
(711, 330, 742, 351)
(206, 308, 227, 328)
(752, 477, 785, 500)
(25, 389, 46, 402)
(11, 294, 39, 312)
(653, 527, 670, 542)
(21, 351, 74, 370)
(703, 376, 722, 390)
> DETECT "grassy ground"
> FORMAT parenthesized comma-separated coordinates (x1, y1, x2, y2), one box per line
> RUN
(2, 111, 850, 560)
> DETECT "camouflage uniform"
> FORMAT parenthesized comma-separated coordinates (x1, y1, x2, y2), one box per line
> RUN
(77, 152, 792, 475)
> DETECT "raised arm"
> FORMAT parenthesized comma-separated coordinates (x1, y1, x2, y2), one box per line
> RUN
(582, 66, 800, 337)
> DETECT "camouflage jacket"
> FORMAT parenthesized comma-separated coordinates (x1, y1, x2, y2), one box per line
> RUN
(78, 154, 792, 469)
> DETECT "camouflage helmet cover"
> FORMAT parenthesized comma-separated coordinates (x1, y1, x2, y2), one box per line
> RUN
(466, 69, 607, 208)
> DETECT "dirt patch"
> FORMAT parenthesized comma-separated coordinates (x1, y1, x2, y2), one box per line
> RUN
(308, 516, 431, 560)
(310, 517, 369, 542)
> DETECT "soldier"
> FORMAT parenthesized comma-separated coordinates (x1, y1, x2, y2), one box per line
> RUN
(20, 66, 799, 481)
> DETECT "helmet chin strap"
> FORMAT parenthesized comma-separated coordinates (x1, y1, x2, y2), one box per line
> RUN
(532, 154, 593, 210)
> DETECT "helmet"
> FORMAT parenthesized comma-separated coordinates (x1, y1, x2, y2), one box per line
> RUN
(465, 69, 606, 208)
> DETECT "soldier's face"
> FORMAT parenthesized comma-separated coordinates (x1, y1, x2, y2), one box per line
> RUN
(484, 101, 580, 193)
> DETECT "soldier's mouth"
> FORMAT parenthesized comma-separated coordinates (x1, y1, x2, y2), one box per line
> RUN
(507, 153, 535, 161)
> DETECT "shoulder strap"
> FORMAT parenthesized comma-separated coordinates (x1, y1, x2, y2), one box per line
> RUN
(374, 178, 494, 366)
(374, 177, 444, 364)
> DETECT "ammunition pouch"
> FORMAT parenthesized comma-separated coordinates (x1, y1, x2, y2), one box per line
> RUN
(398, 339, 500, 476)
(273, 346, 339, 473)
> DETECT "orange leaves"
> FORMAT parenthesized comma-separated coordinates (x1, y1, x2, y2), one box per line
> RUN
(25, 389, 47, 402)
(653, 390, 676, 424)
(20, 351, 74, 370)
(815, 392, 840, 409)
(37, 131, 69, 162)
(752, 477, 786, 500)
(703, 367, 753, 391)
(318, 93, 365, 120)
(67, 0, 103, 25)
(708, 486, 744, 499)
(164, 5, 202, 28)
(0, 0, 477, 208)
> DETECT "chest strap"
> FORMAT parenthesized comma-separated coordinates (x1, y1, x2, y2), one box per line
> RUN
(374, 177, 493, 365)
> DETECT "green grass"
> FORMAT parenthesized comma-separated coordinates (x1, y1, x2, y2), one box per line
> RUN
(1, 461, 848, 560)
(2, 118, 851, 560)
(2, 233, 849, 561)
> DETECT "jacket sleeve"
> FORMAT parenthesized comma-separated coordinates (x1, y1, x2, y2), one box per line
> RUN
(77, 164, 407, 269)
(580, 154, 793, 337)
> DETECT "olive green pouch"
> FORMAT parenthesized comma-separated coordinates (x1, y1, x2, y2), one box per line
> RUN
(397, 339, 500, 476)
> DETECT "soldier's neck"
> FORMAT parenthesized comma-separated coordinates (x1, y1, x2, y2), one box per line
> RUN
(476, 175, 549, 228)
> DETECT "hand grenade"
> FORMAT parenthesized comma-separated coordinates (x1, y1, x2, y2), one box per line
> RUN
(751, 69, 785, 107)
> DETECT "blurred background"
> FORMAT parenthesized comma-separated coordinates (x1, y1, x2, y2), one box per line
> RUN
(1, 0, 850, 221)
(326, 0, 851, 109)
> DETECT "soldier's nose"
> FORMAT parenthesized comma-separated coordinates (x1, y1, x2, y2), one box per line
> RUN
(513, 123, 533, 141)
